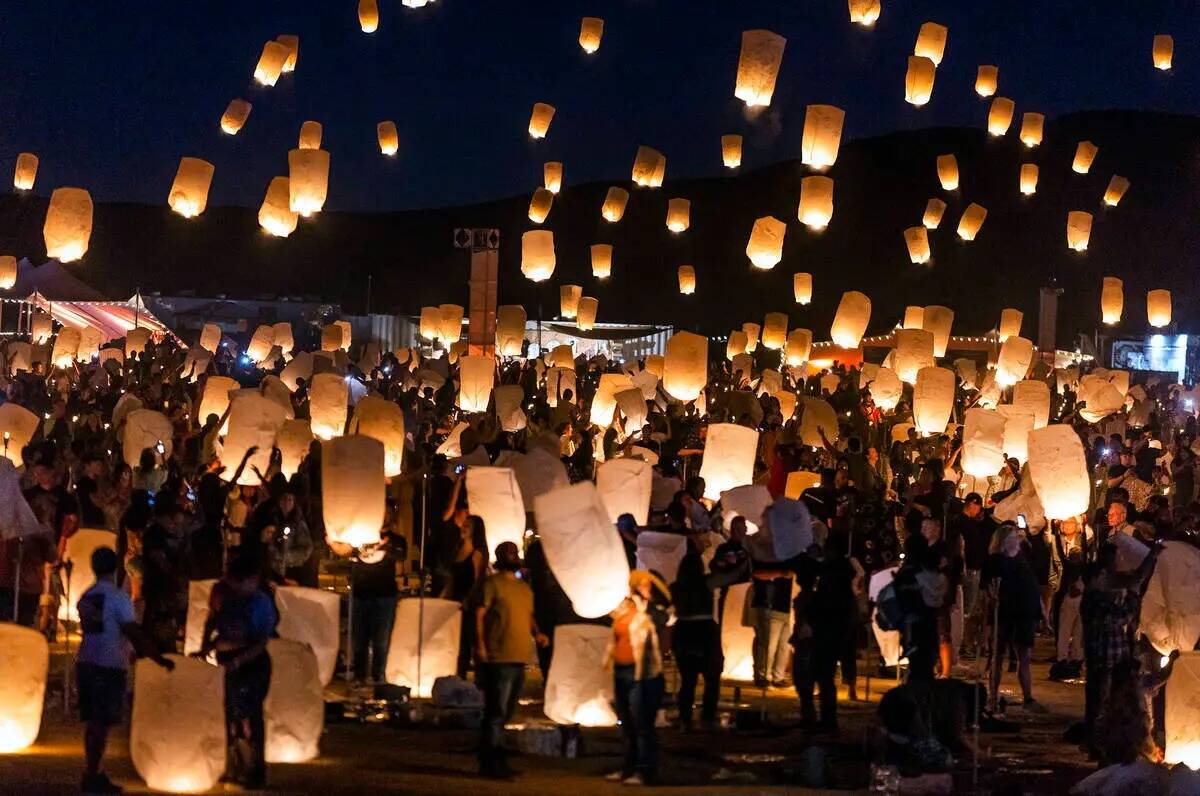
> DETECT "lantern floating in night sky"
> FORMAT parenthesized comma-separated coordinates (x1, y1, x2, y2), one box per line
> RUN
(298, 120, 322, 150)
(962, 408, 1006, 478)
(726, 332, 747, 360)
(258, 177, 297, 237)
(894, 328, 935, 384)
(903, 306, 924, 329)
(322, 435, 384, 547)
(677, 265, 696, 295)
(1013, 379, 1051, 429)
(848, 0, 881, 27)
(798, 176, 834, 230)
(801, 104, 845, 169)
(975, 65, 998, 97)
(956, 202, 987, 241)
(1072, 140, 1098, 173)
(167, 157, 214, 219)
(735, 29, 786, 108)
(666, 198, 691, 232)
(13, 153, 37, 191)
(664, 331, 707, 402)
(309, 372, 348, 440)
(1028, 425, 1091, 519)
(913, 366, 955, 435)
(987, 97, 1015, 136)
(543, 161, 563, 193)
(377, 121, 399, 156)
(528, 102, 555, 139)
(521, 230, 555, 281)
(287, 149, 329, 216)
(576, 297, 598, 331)
(276, 35, 298, 72)
(559, 285, 582, 319)
(995, 336, 1034, 387)
(904, 56, 936, 106)
(923, 198, 946, 229)
(1147, 289, 1172, 328)
(351, 396, 405, 478)
(760, 312, 786, 350)
(528, 187, 554, 223)
(0, 256, 16, 290)
(831, 291, 871, 349)
(601, 187, 629, 222)
(746, 216, 786, 269)
(722, 135, 742, 168)
(1019, 112, 1044, 147)
(438, 304, 462, 344)
(793, 272, 812, 304)
(936, 154, 959, 190)
(1101, 277, 1123, 324)
(1153, 34, 1174, 70)
(253, 40, 289, 86)
(999, 308, 1023, 341)
(44, 187, 93, 262)
(579, 17, 604, 53)
(785, 329, 812, 367)
(914, 21, 948, 65)
(1066, 211, 1092, 252)
(1103, 176, 1129, 206)
(495, 305, 526, 357)
(904, 226, 930, 264)
(358, 0, 379, 32)
(1020, 163, 1038, 195)
(631, 146, 665, 187)
(922, 305, 954, 357)
(700, 423, 759, 499)
(590, 243, 612, 278)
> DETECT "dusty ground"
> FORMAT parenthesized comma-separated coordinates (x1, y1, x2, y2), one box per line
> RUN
(0, 636, 1096, 794)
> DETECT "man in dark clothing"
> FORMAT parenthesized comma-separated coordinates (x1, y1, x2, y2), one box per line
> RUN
(524, 538, 583, 679)
(670, 541, 722, 728)
(801, 469, 839, 529)
(349, 533, 406, 682)
(949, 493, 995, 657)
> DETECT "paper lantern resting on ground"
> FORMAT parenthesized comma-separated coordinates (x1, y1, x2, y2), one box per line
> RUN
(666, 198, 690, 232)
(801, 105, 844, 169)
(1072, 141, 1098, 173)
(597, 458, 652, 526)
(1153, 35, 1174, 70)
(579, 17, 604, 53)
(1019, 112, 1044, 147)
(253, 40, 289, 86)
(699, 423, 759, 500)
(975, 65, 998, 97)
(545, 625, 617, 726)
(322, 435, 384, 547)
(913, 367, 955, 435)
(528, 188, 554, 223)
(721, 135, 742, 168)
(904, 56, 936, 106)
(528, 102, 555, 139)
(1020, 163, 1038, 195)
(590, 244, 613, 278)
(1103, 176, 1129, 206)
(601, 187, 629, 222)
(221, 99, 252, 135)
(1027, 425, 1090, 519)
(894, 328, 935, 384)
(521, 230, 555, 281)
(385, 598, 461, 698)
(735, 29, 787, 107)
(831, 291, 871, 348)
(721, 582, 756, 680)
(923, 198, 946, 229)
(259, 176, 298, 237)
(936, 155, 959, 191)
(922, 305, 954, 357)
(1101, 277, 1123, 324)
(987, 97, 1014, 136)
(957, 203, 987, 241)
(1148, 289, 1172, 328)
(534, 482, 631, 617)
(904, 226, 930, 264)
(995, 336, 1034, 386)
(631, 146, 665, 187)
(746, 216, 786, 269)
(1066, 211, 1093, 252)
(377, 121, 399, 156)
(914, 21, 948, 65)
(309, 372, 348, 439)
(458, 355, 495, 413)
(576, 297, 598, 331)
(663, 331, 707, 401)
(677, 265, 696, 295)
(0, 623, 49, 753)
(43, 187, 93, 262)
(131, 656, 225, 793)
(288, 149, 330, 216)
(798, 176, 834, 230)
(793, 272, 812, 304)
(264, 639, 323, 763)
(351, 395, 405, 477)
(13, 153, 38, 191)
(466, 466, 526, 553)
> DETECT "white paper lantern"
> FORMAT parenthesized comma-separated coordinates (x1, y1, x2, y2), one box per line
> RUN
(995, 336, 1034, 387)
(914, 21, 948, 65)
(457, 355, 495, 413)
(847, 0, 881, 26)
(0, 255, 15, 290)
(0, 623, 49, 753)
(830, 291, 871, 348)
(793, 272, 812, 304)
(721, 134, 743, 168)
(275, 419, 313, 479)
(592, 373, 634, 428)
(350, 395, 405, 477)
(905, 56, 936, 106)
(1148, 289, 1172, 328)
(904, 226, 930, 264)
(1016, 114, 1043, 149)
(601, 187, 629, 222)
(309, 372, 348, 439)
(1027, 425, 1090, 520)
(122, 409, 173, 469)
(51, 328, 80, 368)
(743, 323, 761, 352)
(785, 328, 812, 367)
(168, 157, 215, 219)
(438, 305, 462, 344)
(663, 331, 707, 402)
(13, 153, 38, 192)
(631, 146, 666, 188)
(495, 305, 527, 356)
(1020, 163, 1039, 195)
(956, 203, 987, 241)
(721, 582, 756, 680)
(735, 29, 787, 107)
(666, 198, 691, 232)
(596, 458, 652, 526)
(1077, 374, 1126, 424)
(1100, 276, 1123, 325)
(913, 366, 955, 435)
(726, 331, 748, 360)
(936, 155, 959, 191)
(43, 187, 93, 262)
(220, 99, 252, 135)
(677, 265, 696, 295)
(798, 176, 834, 230)
(1072, 140, 1098, 174)
(975, 65, 998, 97)
(699, 423, 759, 500)
(590, 243, 613, 278)
(902, 306, 925, 330)
(921, 305, 954, 358)
(923, 198, 946, 229)
(220, 396, 286, 485)
(322, 435, 384, 548)
(1153, 34, 1174, 70)
(528, 102, 555, 139)
(246, 324, 275, 363)
(385, 598, 461, 698)
(544, 625, 617, 726)
(287, 148, 330, 216)
(264, 638, 324, 764)
(1066, 210, 1093, 252)
(275, 585, 341, 687)
(534, 482, 631, 618)
(1012, 380, 1051, 429)
(559, 285, 582, 319)
(999, 308, 1023, 341)
(746, 216, 786, 269)
(131, 656, 225, 794)
(997, 406, 1034, 464)
(870, 367, 903, 412)
(465, 466, 526, 554)
(528, 187, 554, 224)
(962, 408, 1006, 477)
(799, 397, 838, 448)
(579, 17, 604, 54)
(987, 97, 1015, 136)
(801, 104, 845, 169)
(1165, 651, 1200, 768)
(377, 121, 399, 156)
(259, 176, 298, 237)
(521, 230, 556, 281)
(894, 328, 935, 384)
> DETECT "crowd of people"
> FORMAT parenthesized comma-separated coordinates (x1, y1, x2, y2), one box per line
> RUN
(1, 322, 1196, 790)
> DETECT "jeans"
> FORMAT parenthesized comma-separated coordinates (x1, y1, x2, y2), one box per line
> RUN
(794, 646, 838, 727)
(962, 569, 981, 616)
(1056, 593, 1083, 663)
(613, 665, 664, 779)
(352, 594, 398, 682)
(222, 652, 271, 786)
(478, 663, 525, 771)
(673, 619, 722, 723)
(752, 609, 791, 682)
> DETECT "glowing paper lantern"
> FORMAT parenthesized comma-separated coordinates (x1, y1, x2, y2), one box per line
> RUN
(923, 198, 947, 229)
(418, 306, 441, 340)
(996, 406, 1033, 463)
(276, 593, 340, 686)
(350, 396, 405, 477)
(596, 458, 652, 526)
(920, 305, 953, 358)
(793, 272, 813, 304)
(871, 367, 903, 412)
(1017, 113, 1044, 148)
(1077, 375, 1125, 424)
(123, 409, 173, 468)
(894, 328, 935, 384)
(559, 285, 583, 319)
(1153, 35, 1174, 70)
(59, 529, 116, 622)
(743, 323, 761, 352)
(903, 306, 925, 329)
(221, 99, 251, 135)
(746, 216, 786, 269)
(995, 336, 1034, 387)
(309, 372, 348, 439)
(259, 176, 298, 238)
(246, 325, 275, 363)
(957, 203, 987, 241)
(801, 105, 845, 169)
(253, 40, 289, 86)
(495, 385, 527, 433)
(631, 146, 666, 187)
(726, 331, 748, 360)
(904, 226, 930, 264)
(358, 0, 379, 32)
(287, 149, 330, 216)
(785, 329, 812, 367)
(987, 97, 1014, 136)
(579, 17, 604, 53)
(600, 188, 633, 225)
(43, 187, 93, 262)
(848, 0, 881, 27)
(544, 625, 617, 726)
(962, 408, 1006, 477)
(528, 187, 554, 224)
(576, 297, 598, 331)
(298, 121, 322, 150)
(1066, 211, 1092, 252)
(264, 639, 323, 764)
(591, 373, 632, 428)
(677, 265, 696, 295)
(1101, 277, 1123, 324)
(722, 135, 743, 168)
(799, 397, 838, 448)
(721, 582, 756, 680)
(458, 355, 495, 413)
(125, 327, 151, 359)
(51, 328, 80, 368)
(1148, 289, 1172, 328)
(913, 366, 954, 435)
(271, 322, 294, 355)
(762, 313, 788, 350)
(0, 623, 48, 753)
(466, 466, 526, 552)
(975, 65, 998, 97)
(831, 291, 871, 348)
(534, 482, 630, 617)
(542, 161, 563, 194)
(697, 424, 757, 503)
(551, 345, 576, 370)
(77, 327, 102, 362)
(1019, 163, 1039, 195)
(666, 198, 691, 232)
(0, 256, 14, 290)
(937, 155, 959, 190)
(197, 375, 236, 428)
(1027, 425, 1090, 519)
(1072, 141, 1098, 174)
(904, 56, 936, 106)
(528, 102, 555, 139)
(798, 176, 834, 230)
(13, 153, 38, 191)
(28, 313, 51, 345)
(131, 656, 225, 794)
(1012, 380, 1051, 429)
(322, 435, 384, 547)
(998, 309, 1023, 341)
(276, 35, 298, 71)
(320, 324, 343, 352)
(734, 29, 787, 107)
(590, 244, 613, 278)
(1104, 176, 1129, 207)
(521, 230, 555, 281)
(914, 22, 948, 65)
(377, 121, 399, 156)
(663, 331, 707, 402)
(276, 419, 313, 479)
(495, 305, 526, 357)
(385, 598, 461, 698)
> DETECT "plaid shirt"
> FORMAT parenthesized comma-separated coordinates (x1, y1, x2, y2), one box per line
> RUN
(1081, 585, 1141, 670)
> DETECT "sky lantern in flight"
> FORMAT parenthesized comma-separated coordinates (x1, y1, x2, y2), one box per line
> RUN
(995, 336, 1034, 386)
(377, 121, 399, 156)
(734, 29, 786, 108)
(722, 135, 743, 168)
(904, 56, 936, 106)
(579, 17, 604, 53)
(726, 331, 747, 360)
(998, 309, 1023, 341)
(904, 226, 930, 264)
(521, 231, 555, 281)
(1019, 113, 1044, 147)
(1020, 163, 1038, 195)
(590, 244, 612, 278)
(894, 328, 935, 384)
(167, 157, 214, 219)
(458, 356, 495, 413)
(323, 436, 384, 547)
(831, 291, 871, 348)
(1101, 277, 1123, 324)
(359, 0, 379, 33)
(923, 198, 946, 228)
(956, 203, 987, 241)
(664, 331, 707, 401)
(43, 187, 93, 262)
(495, 305, 526, 357)
(913, 366, 955, 435)
(742, 323, 761, 352)
(298, 121, 322, 150)
(762, 313, 788, 350)
(922, 305, 954, 357)
(543, 161, 563, 193)
(276, 35, 299, 72)
(631, 146, 665, 187)
(439, 304, 463, 344)
(987, 97, 1015, 136)
(528, 102, 555, 139)
(1147, 289, 1172, 328)
(798, 176, 834, 230)
(253, 40, 290, 86)
(903, 306, 924, 329)
(528, 187, 554, 223)
(1027, 426, 1091, 519)
(677, 265, 696, 295)
(801, 105, 845, 169)
(914, 22, 948, 65)
(936, 155, 959, 190)
(746, 216, 786, 269)
(576, 297, 598, 331)
(975, 65, 998, 97)
(601, 187, 629, 221)
(220, 99, 251, 134)
(962, 408, 1006, 478)
(1153, 35, 1174, 70)
(287, 149, 329, 216)
(0, 255, 16, 289)
(793, 273, 812, 304)
(785, 329, 812, 366)
(259, 177, 298, 238)
(13, 153, 37, 191)
(848, 0, 881, 26)
(559, 285, 582, 319)
(1066, 211, 1093, 251)
(666, 198, 691, 232)
(1072, 141, 1098, 173)
(1103, 176, 1129, 206)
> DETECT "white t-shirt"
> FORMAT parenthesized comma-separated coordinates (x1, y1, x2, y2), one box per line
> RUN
(77, 579, 135, 670)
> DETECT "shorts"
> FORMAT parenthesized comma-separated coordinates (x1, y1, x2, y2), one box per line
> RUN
(997, 617, 1037, 649)
(77, 663, 127, 725)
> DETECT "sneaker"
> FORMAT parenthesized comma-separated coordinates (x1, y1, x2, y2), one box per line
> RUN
(622, 773, 645, 786)
(81, 772, 122, 794)
(605, 771, 627, 782)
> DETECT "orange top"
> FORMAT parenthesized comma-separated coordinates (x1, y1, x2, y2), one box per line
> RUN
(612, 610, 635, 665)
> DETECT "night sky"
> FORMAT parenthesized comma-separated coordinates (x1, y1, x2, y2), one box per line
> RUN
(0, 1, 1194, 212)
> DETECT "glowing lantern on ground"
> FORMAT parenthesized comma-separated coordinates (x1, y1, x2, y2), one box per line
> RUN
(222, 396, 287, 485)
(1148, 289, 1172, 328)
(1066, 211, 1093, 251)
(131, 656, 225, 794)
(0, 256, 15, 290)
(458, 355, 495, 413)
(543, 161, 563, 194)
(597, 458, 652, 526)
(722, 135, 743, 168)
(666, 198, 690, 232)
(276, 35, 298, 71)
(746, 216, 786, 269)
(661, 331, 707, 403)
(351, 396, 405, 477)
(590, 243, 613, 278)
(253, 40, 289, 86)
(631, 146, 665, 187)
(601, 187, 629, 222)
(735, 29, 786, 107)
(385, 598, 461, 698)
(1072, 141, 1098, 173)
(798, 177, 834, 230)
(1153, 35, 1174, 70)
(377, 121, 399, 156)
(0, 623, 48, 753)
(466, 466, 526, 552)
(936, 155, 959, 191)
(1101, 277, 1123, 324)
(1012, 380, 1051, 429)
(298, 121, 322, 150)
(276, 419, 313, 479)
(123, 409, 172, 468)
(264, 639, 323, 764)
(726, 332, 748, 360)
(221, 99, 251, 134)
(871, 367, 903, 411)
(1104, 176, 1129, 206)
(913, 366, 954, 435)
(957, 203, 987, 241)
(576, 297, 598, 331)
(358, 0, 379, 32)
(1020, 163, 1039, 195)
(545, 625, 617, 726)
(51, 328, 80, 368)
(962, 408, 1006, 477)
(987, 97, 1014, 136)
(848, 0, 881, 27)
(259, 176, 297, 238)
(419, 306, 440, 340)
(785, 329, 812, 367)
(903, 306, 925, 329)
(309, 372, 348, 439)
(905, 56, 936, 106)
(921, 305, 954, 358)
(1027, 425, 1090, 519)
(999, 309, 1023, 341)
(894, 328, 935, 384)
(678, 265, 696, 295)
(44, 187, 93, 262)
(721, 582, 756, 680)
(528, 103, 555, 139)
(559, 285, 582, 319)
(579, 17, 604, 53)
(287, 149, 329, 216)
(528, 188, 554, 223)
(743, 323, 761, 352)
(975, 65, 998, 97)
(793, 272, 812, 304)
(904, 226, 930, 264)
(13, 153, 38, 191)
(495, 305, 526, 356)
(923, 198, 946, 229)
(914, 22, 948, 65)
(995, 336, 1034, 386)
(521, 230, 555, 281)
(831, 291, 871, 348)
(699, 423, 759, 500)
(1165, 651, 1200, 769)
(322, 435, 384, 547)
(762, 313, 788, 350)
(534, 482, 631, 617)
(801, 105, 845, 169)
